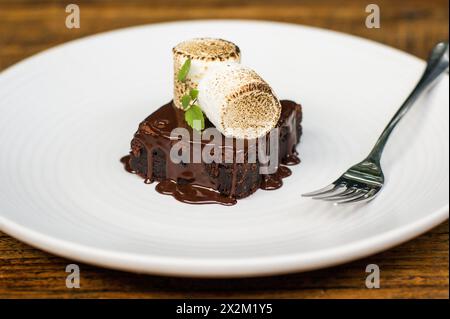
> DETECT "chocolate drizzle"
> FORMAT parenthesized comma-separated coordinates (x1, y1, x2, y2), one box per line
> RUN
(120, 155, 134, 174)
(260, 165, 293, 190)
(156, 180, 237, 206)
(122, 100, 302, 205)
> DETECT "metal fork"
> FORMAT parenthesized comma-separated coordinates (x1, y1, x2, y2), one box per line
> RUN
(303, 42, 449, 205)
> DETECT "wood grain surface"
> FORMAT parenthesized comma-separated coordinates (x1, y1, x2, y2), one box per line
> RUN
(0, 0, 448, 299)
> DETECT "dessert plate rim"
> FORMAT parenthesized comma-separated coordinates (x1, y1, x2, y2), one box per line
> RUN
(0, 205, 447, 277)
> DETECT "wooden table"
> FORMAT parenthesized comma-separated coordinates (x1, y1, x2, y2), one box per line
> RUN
(0, 0, 448, 299)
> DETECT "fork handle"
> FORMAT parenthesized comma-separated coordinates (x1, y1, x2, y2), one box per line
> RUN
(367, 42, 449, 164)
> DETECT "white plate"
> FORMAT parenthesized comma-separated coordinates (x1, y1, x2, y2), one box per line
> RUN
(0, 21, 448, 278)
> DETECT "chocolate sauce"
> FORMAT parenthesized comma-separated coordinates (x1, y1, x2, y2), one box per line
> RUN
(120, 155, 134, 174)
(260, 165, 292, 190)
(282, 154, 301, 166)
(122, 100, 302, 206)
(156, 180, 237, 206)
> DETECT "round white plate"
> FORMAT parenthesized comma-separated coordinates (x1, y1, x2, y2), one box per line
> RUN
(0, 21, 448, 278)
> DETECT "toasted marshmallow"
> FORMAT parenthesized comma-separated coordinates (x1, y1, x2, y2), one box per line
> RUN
(173, 38, 241, 109)
(198, 64, 282, 139)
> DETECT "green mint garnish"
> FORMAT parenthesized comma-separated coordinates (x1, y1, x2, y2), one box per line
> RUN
(185, 105, 205, 131)
(177, 59, 191, 82)
(181, 94, 191, 109)
(176, 59, 205, 131)
(189, 88, 199, 100)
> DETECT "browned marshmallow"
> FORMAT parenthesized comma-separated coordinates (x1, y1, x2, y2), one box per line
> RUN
(173, 38, 241, 109)
(198, 64, 282, 139)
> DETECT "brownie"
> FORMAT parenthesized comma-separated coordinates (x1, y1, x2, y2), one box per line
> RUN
(122, 100, 302, 205)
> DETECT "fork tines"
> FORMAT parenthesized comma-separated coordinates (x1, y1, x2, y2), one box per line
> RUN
(302, 183, 378, 205)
